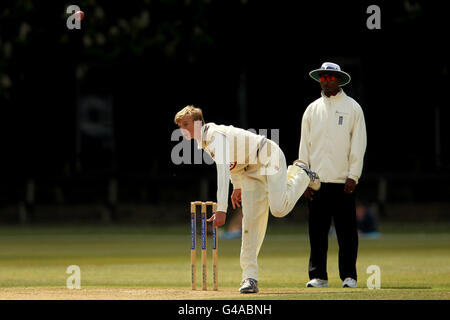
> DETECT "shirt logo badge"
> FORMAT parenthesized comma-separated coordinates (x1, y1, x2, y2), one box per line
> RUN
(338, 116, 343, 125)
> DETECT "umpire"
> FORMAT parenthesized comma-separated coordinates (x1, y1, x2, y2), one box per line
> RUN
(298, 62, 367, 288)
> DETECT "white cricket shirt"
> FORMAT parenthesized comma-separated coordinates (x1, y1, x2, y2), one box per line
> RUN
(196, 123, 266, 212)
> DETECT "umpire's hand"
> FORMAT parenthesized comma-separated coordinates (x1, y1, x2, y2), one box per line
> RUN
(344, 178, 356, 194)
(304, 187, 314, 201)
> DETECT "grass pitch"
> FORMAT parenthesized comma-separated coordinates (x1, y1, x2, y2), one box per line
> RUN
(0, 222, 449, 300)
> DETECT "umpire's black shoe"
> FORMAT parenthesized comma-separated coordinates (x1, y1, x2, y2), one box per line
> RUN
(239, 278, 259, 294)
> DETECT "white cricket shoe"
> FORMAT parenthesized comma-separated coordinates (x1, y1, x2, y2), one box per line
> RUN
(306, 278, 329, 288)
(293, 161, 321, 191)
(239, 278, 259, 294)
(342, 277, 357, 288)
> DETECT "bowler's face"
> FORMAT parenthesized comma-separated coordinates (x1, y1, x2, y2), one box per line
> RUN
(178, 116, 203, 140)
(178, 116, 195, 140)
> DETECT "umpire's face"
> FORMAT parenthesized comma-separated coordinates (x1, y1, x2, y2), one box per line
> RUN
(319, 72, 341, 97)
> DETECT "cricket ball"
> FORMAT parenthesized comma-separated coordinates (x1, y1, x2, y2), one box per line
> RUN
(75, 10, 85, 21)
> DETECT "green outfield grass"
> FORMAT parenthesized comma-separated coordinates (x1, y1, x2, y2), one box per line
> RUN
(0, 222, 449, 300)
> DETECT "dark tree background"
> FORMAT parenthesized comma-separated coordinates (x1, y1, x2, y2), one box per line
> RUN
(0, 0, 448, 220)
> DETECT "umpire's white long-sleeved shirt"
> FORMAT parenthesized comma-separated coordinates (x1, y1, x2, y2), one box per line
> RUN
(298, 89, 367, 184)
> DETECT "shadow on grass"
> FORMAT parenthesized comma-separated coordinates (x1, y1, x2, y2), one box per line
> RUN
(257, 286, 434, 295)
(381, 287, 432, 290)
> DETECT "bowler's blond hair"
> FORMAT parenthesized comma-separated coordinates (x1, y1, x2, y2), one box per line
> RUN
(174, 105, 205, 125)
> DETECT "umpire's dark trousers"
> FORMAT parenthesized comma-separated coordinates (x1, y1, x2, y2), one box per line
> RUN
(307, 183, 358, 281)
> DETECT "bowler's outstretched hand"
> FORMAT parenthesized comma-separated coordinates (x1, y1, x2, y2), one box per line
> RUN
(207, 211, 226, 228)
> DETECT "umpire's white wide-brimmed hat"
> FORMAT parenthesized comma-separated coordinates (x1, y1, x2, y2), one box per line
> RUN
(309, 62, 351, 86)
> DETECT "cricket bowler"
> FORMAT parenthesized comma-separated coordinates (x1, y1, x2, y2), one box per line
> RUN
(174, 105, 320, 293)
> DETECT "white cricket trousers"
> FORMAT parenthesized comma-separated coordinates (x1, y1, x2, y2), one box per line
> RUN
(239, 140, 310, 281)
